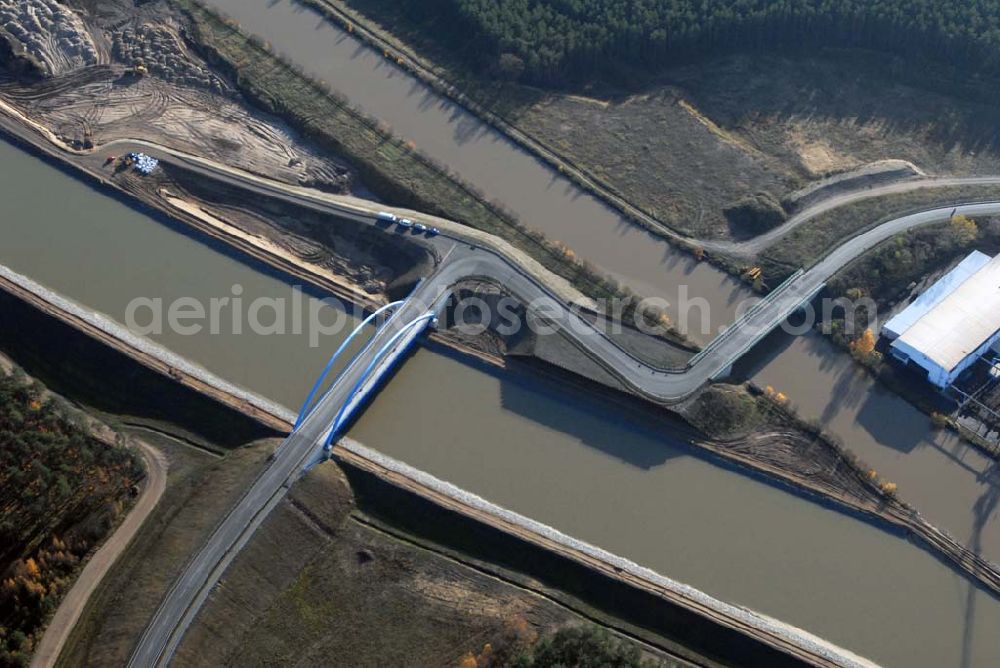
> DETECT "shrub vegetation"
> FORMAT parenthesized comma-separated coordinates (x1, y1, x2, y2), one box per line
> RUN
(723, 192, 787, 235)
(685, 385, 765, 439)
(509, 626, 661, 667)
(461, 624, 662, 668)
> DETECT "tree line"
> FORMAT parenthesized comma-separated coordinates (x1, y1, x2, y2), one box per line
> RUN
(0, 369, 142, 667)
(396, 0, 1000, 85)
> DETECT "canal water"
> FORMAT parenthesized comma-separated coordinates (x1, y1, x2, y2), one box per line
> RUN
(1, 137, 998, 666)
(204, 0, 748, 344)
(204, 0, 1000, 580)
(0, 139, 364, 407)
(741, 328, 1000, 566)
(353, 350, 1000, 667)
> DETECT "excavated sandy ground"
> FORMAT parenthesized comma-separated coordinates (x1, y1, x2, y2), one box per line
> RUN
(0, 0, 99, 75)
(0, 1, 356, 191)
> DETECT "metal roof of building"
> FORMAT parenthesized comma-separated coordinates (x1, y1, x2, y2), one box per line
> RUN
(893, 252, 1000, 372)
(882, 250, 991, 339)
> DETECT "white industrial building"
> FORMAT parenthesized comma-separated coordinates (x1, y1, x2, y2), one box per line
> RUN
(882, 250, 1000, 388)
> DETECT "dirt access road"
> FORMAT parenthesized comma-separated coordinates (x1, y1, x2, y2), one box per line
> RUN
(30, 441, 168, 668)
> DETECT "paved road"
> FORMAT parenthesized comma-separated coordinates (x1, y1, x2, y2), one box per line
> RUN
(14, 132, 998, 664)
(5, 95, 1000, 264)
(126, 279, 444, 667)
(105, 135, 1000, 261)
(129, 192, 1000, 667)
(104, 139, 1000, 401)
(701, 176, 1000, 257)
(3, 93, 998, 667)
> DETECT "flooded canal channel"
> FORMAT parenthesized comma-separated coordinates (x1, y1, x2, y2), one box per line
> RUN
(0, 136, 998, 666)
(206, 0, 1000, 592)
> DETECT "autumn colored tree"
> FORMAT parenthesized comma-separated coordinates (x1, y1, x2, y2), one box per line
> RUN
(930, 412, 950, 429)
(0, 369, 142, 664)
(850, 328, 876, 356)
(950, 214, 979, 244)
(507, 626, 661, 667)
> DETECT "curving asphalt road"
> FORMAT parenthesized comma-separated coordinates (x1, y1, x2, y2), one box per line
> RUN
(104, 139, 1000, 403)
(126, 278, 443, 668)
(7, 116, 999, 664)
(126, 150, 1000, 666)
(701, 176, 1000, 257)
(404, 197, 1000, 402)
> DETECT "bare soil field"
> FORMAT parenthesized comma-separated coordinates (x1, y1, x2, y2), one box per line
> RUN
(503, 51, 1000, 242)
(1, 0, 658, 326)
(0, 0, 355, 191)
(499, 85, 793, 239)
(154, 161, 432, 296)
(679, 53, 1000, 183)
(0, 66, 354, 192)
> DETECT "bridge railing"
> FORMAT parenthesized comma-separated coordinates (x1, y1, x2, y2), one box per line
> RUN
(324, 311, 437, 449)
(710, 282, 826, 379)
(295, 299, 405, 430)
(686, 268, 804, 369)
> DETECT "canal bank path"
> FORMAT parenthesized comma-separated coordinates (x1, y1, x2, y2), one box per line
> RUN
(31, 441, 167, 668)
(1, 85, 999, 665)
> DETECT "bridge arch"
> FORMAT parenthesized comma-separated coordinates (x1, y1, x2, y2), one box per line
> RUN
(294, 299, 406, 430)
(324, 311, 437, 450)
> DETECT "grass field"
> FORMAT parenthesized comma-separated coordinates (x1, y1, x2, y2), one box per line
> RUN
(173, 462, 698, 667)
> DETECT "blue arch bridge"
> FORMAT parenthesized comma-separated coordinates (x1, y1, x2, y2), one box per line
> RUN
(291, 285, 441, 465)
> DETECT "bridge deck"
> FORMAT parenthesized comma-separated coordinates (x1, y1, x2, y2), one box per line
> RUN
(128, 286, 442, 667)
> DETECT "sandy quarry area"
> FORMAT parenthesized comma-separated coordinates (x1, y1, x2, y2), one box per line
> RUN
(0, 0, 98, 75)
(0, 0, 355, 191)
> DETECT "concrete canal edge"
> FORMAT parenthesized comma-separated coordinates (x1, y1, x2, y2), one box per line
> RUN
(0, 263, 872, 668)
(0, 90, 989, 663)
(333, 441, 876, 668)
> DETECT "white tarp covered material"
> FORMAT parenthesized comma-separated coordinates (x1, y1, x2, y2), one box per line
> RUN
(891, 251, 1000, 387)
(128, 151, 158, 175)
(881, 250, 991, 340)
